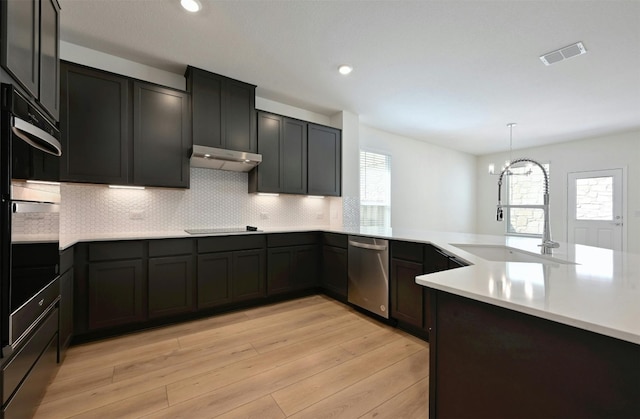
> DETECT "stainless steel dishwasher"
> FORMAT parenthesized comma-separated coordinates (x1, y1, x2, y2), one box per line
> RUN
(348, 236, 389, 318)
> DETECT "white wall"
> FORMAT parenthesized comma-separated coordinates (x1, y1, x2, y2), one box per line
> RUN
(332, 111, 360, 228)
(476, 129, 640, 254)
(61, 41, 186, 90)
(360, 125, 477, 233)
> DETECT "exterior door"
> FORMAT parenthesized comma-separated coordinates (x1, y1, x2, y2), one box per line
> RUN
(567, 169, 623, 251)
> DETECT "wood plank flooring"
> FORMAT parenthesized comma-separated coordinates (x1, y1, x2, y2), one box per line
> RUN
(34, 295, 429, 418)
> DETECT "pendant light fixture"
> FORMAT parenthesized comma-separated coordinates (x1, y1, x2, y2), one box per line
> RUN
(488, 123, 531, 176)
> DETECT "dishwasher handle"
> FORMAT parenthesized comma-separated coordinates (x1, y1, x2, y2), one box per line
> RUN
(348, 240, 388, 251)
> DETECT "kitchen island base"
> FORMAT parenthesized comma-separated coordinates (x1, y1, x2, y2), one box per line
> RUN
(428, 290, 640, 418)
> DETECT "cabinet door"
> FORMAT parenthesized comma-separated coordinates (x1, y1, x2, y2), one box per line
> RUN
(232, 249, 266, 302)
(254, 112, 282, 193)
(225, 78, 256, 153)
(39, 0, 60, 121)
(267, 247, 294, 295)
(282, 118, 307, 194)
(60, 62, 130, 184)
(292, 245, 320, 289)
(322, 245, 348, 299)
(133, 82, 190, 188)
(148, 255, 194, 318)
(391, 258, 424, 328)
(1, 0, 40, 98)
(88, 259, 144, 330)
(307, 124, 341, 196)
(189, 67, 223, 149)
(197, 252, 233, 309)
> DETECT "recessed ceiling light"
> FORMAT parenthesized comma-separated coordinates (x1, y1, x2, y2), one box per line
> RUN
(181, 0, 202, 13)
(338, 65, 353, 75)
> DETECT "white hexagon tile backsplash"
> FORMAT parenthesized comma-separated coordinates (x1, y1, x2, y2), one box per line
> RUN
(60, 168, 338, 235)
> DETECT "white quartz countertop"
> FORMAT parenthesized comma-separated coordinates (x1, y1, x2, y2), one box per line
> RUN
(59, 227, 640, 345)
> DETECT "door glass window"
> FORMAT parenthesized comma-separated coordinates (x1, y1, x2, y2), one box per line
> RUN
(575, 176, 613, 221)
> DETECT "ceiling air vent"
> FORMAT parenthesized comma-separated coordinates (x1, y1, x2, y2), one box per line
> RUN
(540, 42, 587, 66)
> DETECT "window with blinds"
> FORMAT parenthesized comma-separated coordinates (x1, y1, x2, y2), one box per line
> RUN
(360, 150, 391, 228)
(506, 163, 550, 236)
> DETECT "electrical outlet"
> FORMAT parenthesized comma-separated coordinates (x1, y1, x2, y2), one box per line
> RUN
(129, 210, 144, 220)
(260, 212, 269, 220)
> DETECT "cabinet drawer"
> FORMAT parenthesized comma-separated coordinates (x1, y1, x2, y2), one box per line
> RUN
(3, 308, 59, 404)
(89, 241, 144, 261)
(391, 241, 424, 263)
(149, 239, 193, 257)
(197, 235, 265, 253)
(10, 278, 59, 348)
(60, 246, 74, 274)
(267, 232, 319, 248)
(3, 329, 58, 419)
(323, 233, 348, 249)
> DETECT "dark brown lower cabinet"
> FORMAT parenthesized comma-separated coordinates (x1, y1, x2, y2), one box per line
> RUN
(267, 245, 320, 295)
(429, 290, 640, 418)
(58, 246, 74, 361)
(232, 250, 266, 301)
(391, 258, 424, 328)
(390, 241, 468, 338)
(88, 259, 144, 330)
(197, 248, 266, 306)
(267, 248, 295, 295)
(148, 255, 194, 318)
(266, 232, 321, 296)
(197, 252, 233, 309)
(58, 268, 73, 357)
(321, 245, 348, 300)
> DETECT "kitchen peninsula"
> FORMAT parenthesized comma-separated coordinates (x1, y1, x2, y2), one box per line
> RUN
(411, 234, 640, 418)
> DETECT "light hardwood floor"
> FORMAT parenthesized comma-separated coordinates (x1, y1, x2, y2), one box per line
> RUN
(35, 295, 429, 418)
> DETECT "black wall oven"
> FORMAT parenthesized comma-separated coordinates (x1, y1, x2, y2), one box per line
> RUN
(1, 84, 62, 356)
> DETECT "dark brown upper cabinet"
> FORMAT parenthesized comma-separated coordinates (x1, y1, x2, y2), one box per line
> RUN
(307, 123, 341, 197)
(1, 0, 61, 122)
(60, 62, 130, 184)
(132, 81, 190, 188)
(60, 61, 190, 188)
(249, 111, 341, 197)
(249, 112, 307, 195)
(185, 66, 257, 153)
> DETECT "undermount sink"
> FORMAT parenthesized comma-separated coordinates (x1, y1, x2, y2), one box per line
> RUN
(450, 244, 575, 265)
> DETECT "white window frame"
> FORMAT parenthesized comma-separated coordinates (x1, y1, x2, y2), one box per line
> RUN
(505, 162, 550, 238)
(359, 149, 391, 229)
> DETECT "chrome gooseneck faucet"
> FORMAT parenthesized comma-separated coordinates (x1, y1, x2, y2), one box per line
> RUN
(497, 158, 559, 255)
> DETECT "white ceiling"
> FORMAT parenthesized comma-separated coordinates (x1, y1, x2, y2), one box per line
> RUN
(59, 0, 640, 155)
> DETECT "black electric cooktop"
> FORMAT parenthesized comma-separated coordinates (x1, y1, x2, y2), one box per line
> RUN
(184, 226, 261, 235)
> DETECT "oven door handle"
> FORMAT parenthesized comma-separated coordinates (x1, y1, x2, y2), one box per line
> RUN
(12, 202, 60, 214)
(11, 116, 62, 156)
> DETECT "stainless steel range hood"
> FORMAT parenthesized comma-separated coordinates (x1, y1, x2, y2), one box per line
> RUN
(190, 145, 262, 172)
